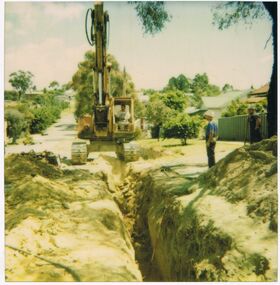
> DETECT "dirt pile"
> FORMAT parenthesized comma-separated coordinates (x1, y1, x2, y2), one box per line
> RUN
(5, 152, 142, 282)
(5, 151, 62, 184)
(202, 137, 277, 231)
(124, 137, 277, 281)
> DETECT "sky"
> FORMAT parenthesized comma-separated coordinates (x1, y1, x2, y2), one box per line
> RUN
(4, 1, 273, 91)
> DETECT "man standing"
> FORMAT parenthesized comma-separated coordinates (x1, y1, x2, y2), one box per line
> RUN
(247, 105, 262, 144)
(204, 111, 218, 168)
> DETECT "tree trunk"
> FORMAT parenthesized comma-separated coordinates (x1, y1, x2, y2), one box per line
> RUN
(263, 2, 277, 137)
(181, 138, 187, 145)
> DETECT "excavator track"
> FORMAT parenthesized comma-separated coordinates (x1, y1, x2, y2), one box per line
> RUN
(116, 141, 140, 162)
(71, 141, 88, 164)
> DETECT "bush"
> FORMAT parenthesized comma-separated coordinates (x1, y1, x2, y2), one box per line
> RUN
(30, 107, 55, 133)
(5, 90, 18, 101)
(5, 109, 28, 143)
(29, 94, 69, 133)
(6, 84, 69, 138)
(23, 133, 34, 145)
(162, 113, 201, 145)
(151, 125, 161, 139)
(222, 99, 267, 117)
(134, 127, 144, 140)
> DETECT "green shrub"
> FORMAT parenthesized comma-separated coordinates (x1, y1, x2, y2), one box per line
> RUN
(134, 127, 144, 140)
(162, 113, 201, 145)
(151, 125, 161, 139)
(222, 99, 267, 117)
(23, 133, 34, 145)
(29, 94, 69, 133)
(30, 107, 55, 133)
(4, 90, 18, 101)
(5, 109, 28, 143)
(5, 91, 69, 136)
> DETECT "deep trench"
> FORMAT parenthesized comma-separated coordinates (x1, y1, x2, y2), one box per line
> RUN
(112, 172, 162, 280)
(106, 156, 208, 281)
(105, 155, 232, 282)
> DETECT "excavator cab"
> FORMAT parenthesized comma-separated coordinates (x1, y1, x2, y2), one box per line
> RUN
(113, 98, 134, 134)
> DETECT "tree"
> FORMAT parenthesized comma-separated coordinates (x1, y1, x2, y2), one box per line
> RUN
(146, 96, 173, 125)
(143, 88, 157, 96)
(162, 113, 201, 145)
(192, 73, 221, 97)
(145, 96, 174, 139)
(222, 83, 234, 93)
(165, 74, 191, 92)
(213, 1, 277, 137)
(134, 98, 146, 119)
(49, 81, 60, 90)
(9, 70, 34, 100)
(159, 90, 188, 112)
(192, 73, 209, 91)
(71, 50, 136, 118)
(222, 99, 267, 117)
(130, 1, 171, 35)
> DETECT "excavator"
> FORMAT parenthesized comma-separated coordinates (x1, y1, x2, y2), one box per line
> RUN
(71, 2, 139, 164)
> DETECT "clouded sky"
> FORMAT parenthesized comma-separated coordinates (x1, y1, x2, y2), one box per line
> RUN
(4, 1, 273, 90)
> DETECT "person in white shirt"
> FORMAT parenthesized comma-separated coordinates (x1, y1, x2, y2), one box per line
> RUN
(116, 104, 130, 122)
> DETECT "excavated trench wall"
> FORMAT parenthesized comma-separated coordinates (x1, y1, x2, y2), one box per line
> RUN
(5, 153, 142, 282)
(5, 137, 278, 282)
(122, 137, 277, 281)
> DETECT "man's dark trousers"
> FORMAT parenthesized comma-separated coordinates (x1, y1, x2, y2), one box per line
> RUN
(207, 142, 216, 168)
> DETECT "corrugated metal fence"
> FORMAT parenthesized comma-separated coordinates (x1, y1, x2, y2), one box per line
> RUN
(218, 113, 268, 141)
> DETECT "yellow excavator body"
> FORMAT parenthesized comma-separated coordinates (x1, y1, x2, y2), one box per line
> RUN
(71, 2, 139, 164)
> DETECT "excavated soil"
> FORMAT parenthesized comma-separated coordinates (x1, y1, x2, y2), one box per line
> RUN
(5, 152, 142, 282)
(115, 137, 277, 281)
(4, 137, 278, 282)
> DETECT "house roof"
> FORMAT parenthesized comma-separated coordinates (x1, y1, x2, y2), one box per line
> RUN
(242, 97, 267, 104)
(185, 107, 207, 115)
(138, 94, 149, 103)
(250, 83, 269, 96)
(202, 90, 250, 109)
(64, 89, 75, 96)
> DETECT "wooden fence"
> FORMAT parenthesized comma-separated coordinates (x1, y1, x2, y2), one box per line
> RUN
(218, 113, 268, 141)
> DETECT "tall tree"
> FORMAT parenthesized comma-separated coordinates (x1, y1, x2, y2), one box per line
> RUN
(71, 51, 135, 118)
(166, 74, 191, 92)
(159, 90, 188, 112)
(222, 83, 234, 93)
(49, 81, 60, 90)
(130, 1, 171, 35)
(213, 2, 277, 137)
(9, 70, 34, 100)
(192, 73, 221, 97)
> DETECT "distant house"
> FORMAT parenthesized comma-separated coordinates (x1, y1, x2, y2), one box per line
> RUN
(201, 90, 250, 119)
(241, 83, 269, 104)
(184, 106, 207, 116)
(243, 96, 267, 104)
(24, 91, 45, 98)
(250, 83, 269, 97)
(137, 92, 149, 105)
(58, 89, 75, 102)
